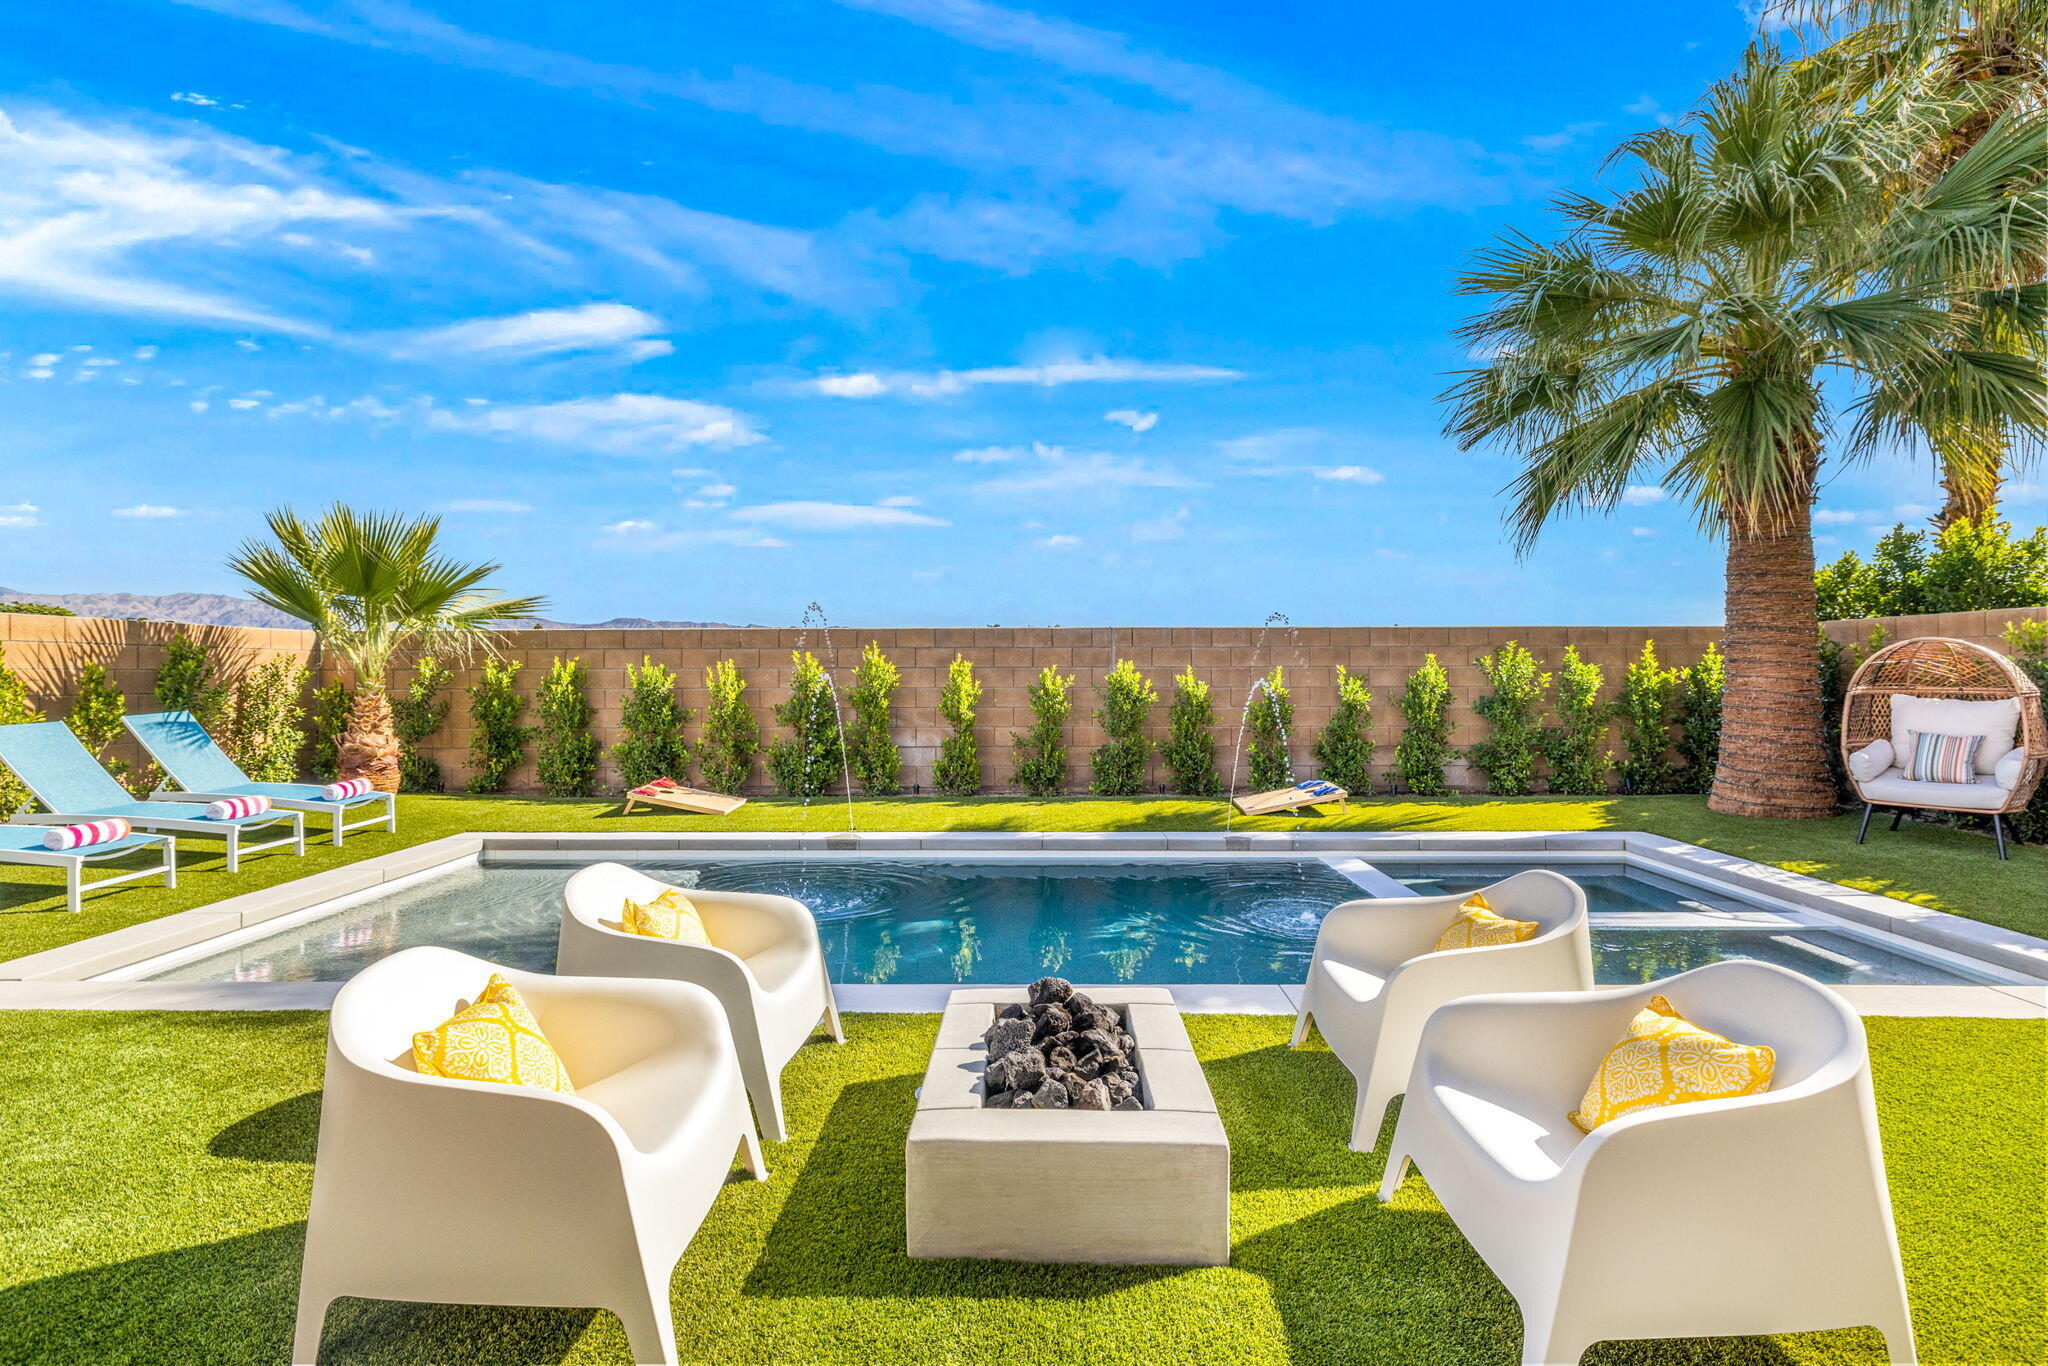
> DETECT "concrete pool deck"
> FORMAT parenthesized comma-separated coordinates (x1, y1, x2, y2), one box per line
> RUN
(1, 829, 2043, 1018)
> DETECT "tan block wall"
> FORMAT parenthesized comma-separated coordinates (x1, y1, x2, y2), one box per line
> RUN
(1822, 605, 2047, 657)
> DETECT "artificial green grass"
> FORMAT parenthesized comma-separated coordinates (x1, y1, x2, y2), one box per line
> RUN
(1, 1011, 2040, 1365)
(1, 792, 2040, 967)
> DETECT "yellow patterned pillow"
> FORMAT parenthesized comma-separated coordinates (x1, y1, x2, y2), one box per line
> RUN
(411, 974, 576, 1094)
(1433, 891, 1539, 951)
(1569, 995, 1773, 1133)
(622, 886, 713, 946)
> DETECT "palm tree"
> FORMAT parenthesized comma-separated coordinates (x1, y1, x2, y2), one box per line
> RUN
(229, 505, 547, 791)
(1444, 50, 2047, 819)
(1774, 0, 2048, 525)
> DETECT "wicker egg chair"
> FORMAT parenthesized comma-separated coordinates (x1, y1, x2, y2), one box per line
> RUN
(1841, 636, 2047, 859)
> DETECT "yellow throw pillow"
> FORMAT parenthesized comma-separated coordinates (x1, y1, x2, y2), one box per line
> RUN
(1569, 994, 1774, 1133)
(1434, 891, 1540, 951)
(622, 886, 713, 946)
(411, 974, 576, 1094)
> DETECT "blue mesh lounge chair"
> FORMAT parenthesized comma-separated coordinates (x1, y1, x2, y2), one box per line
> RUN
(125, 710, 398, 848)
(0, 721, 305, 873)
(0, 823, 174, 913)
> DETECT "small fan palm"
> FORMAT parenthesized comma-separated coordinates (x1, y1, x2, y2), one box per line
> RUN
(229, 505, 547, 791)
(1445, 49, 2047, 818)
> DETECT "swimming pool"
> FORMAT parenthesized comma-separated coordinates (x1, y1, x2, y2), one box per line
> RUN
(143, 855, 1998, 987)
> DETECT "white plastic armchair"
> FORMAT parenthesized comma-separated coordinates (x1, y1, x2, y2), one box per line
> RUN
(558, 861, 844, 1144)
(1292, 868, 1593, 1150)
(293, 947, 765, 1366)
(1379, 960, 1915, 1366)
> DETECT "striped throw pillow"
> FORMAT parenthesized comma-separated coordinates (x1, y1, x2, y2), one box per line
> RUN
(1904, 732, 1982, 785)
(202, 795, 273, 820)
(42, 818, 132, 851)
(321, 778, 374, 800)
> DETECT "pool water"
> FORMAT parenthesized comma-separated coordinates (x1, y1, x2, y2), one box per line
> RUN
(147, 857, 1992, 987)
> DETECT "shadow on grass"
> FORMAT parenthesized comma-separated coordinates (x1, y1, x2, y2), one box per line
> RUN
(211, 1090, 322, 1164)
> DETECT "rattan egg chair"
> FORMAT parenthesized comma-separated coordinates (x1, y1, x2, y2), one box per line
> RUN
(1840, 636, 2046, 859)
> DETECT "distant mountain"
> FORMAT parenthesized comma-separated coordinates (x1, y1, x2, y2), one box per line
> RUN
(0, 588, 736, 631)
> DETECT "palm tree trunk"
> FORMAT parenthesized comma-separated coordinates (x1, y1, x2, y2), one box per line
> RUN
(338, 685, 403, 793)
(1933, 463, 1997, 531)
(1708, 501, 1839, 819)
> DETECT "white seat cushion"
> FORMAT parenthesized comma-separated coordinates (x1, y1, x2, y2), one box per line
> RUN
(1860, 767, 2011, 812)
(1890, 694, 2020, 776)
(1316, 958, 1386, 1008)
(1433, 1083, 1582, 1182)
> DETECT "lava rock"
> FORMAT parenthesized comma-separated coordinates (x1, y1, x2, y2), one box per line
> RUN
(1065, 989, 1096, 1014)
(1072, 1078, 1111, 1110)
(986, 1047, 1046, 1095)
(1030, 1004, 1072, 1041)
(1104, 1074, 1136, 1106)
(983, 1016, 1035, 1062)
(984, 1088, 1013, 1108)
(1047, 1045, 1078, 1073)
(1028, 977, 1074, 1006)
(996, 1003, 1028, 1021)
(1029, 1079, 1071, 1109)
(1112, 1096, 1144, 1111)
(1116, 1067, 1139, 1089)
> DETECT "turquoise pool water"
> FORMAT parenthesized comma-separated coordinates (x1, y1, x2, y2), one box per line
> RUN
(146, 856, 1991, 986)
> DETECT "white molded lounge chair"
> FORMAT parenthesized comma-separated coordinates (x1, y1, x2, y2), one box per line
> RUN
(1379, 960, 1916, 1366)
(559, 861, 844, 1144)
(1292, 868, 1593, 1150)
(0, 823, 175, 913)
(124, 709, 397, 846)
(293, 946, 766, 1366)
(0, 721, 305, 873)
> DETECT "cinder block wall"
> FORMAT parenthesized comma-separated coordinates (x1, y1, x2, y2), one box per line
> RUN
(6, 606, 2039, 796)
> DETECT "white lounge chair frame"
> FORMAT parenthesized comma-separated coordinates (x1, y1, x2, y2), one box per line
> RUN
(1292, 868, 1593, 1149)
(294, 947, 766, 1366)
(123, 710, 398, 847)
(559, 861, 843, 1143)
(1380, 960, 1916, 1366)
(0, 830, 176, 913)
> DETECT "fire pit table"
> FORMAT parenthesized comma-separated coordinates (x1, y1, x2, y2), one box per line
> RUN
(906, 981, 1230, 1266)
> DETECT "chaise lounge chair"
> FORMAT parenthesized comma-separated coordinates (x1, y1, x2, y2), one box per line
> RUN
(0, 721, 306, 873)
(124, 710, 397, 847)
(0, 823, 175, 913)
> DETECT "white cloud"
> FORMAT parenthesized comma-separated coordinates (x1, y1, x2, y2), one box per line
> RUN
(234, 339, 262, 351)
(169, 92, 240, 109)
(446, 498, 532, 513)
(112, 503, 185, 518)
(1130, 506, 1190, 542)
(603, 518, 660, 535)
(975, 446, 1192, 496)
(729, 500, 949, 530)
(398, 302, 668, 361)
(600, 520, 788, 549)
(1893, 502, 1936, 520)
(29, 352, 59, 366)
(0, 503, 39, 527)
(1813, 508, 1864, 525)
(1522, 121, 1606, 152)
(801, 357, 1242, 398)
(133, 345, 158, 360)
(188, 399, 209, 412)
(430, 393, 765, 454)
(878, 494, 922, 507)
(82, 356, 118, 366)
(1104, 408, 1158, 432)
(694, 483, 737, 499)
(1314, 465, 1383, 484)
(1621, 485, 1666, 506)
(227, 398, 261, 409)
(1036, 533, 1082, 549)
(25, 368, 53, 380)
(954, 444, 1026, 463)
(1631, 526, 1656, 538)
(1625, 93, 1672, 125)
(625, 339, 674, 361)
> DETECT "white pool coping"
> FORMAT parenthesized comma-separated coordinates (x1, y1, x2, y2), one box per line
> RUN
(0, 829, 2042, 1020)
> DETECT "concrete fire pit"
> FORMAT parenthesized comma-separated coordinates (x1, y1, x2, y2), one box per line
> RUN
(906, 985, 1230, 1266)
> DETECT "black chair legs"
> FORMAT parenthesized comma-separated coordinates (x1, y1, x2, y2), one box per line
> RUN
(1856, 804, 1875, 845)
(1993, 814, 2009, 860)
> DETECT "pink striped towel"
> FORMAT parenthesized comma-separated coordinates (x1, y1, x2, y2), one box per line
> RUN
(202, 795, 273, 821)
(321, 778, 374, 801)
(43, 818, 132, 851)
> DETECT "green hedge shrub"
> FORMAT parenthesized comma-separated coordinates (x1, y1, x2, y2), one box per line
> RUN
(767, 651, 844, 798)
(0, 643, 39, 817)
(466, 659, 528, 794)
(932, 656, 982, 796)
(308, 680, 353, 782)
(1090, 659, 1157, 796)
(699, 660, 761, 795)
(1013, 665, 1075, 797)
(847, 642, 902, 796)
(154, 630, 228, 729)
(1469, 642, 1549, 796)
(612, 658, 691, 792)
(392, 658, 451, 793)
(1162, 666, 1219, 795)
(1542, 646, 1609, 795)
(1246, 666, 1294, 792)
(225, 657, 309, 782)
(1394, 654, 1455, 796)
(1312, 665, 1374, 794)
(1676, 643, 1725, 795)
(535, 656, 601, 796)
(2001, 621, 2047, 844)
(1614, 641, 1680, 795)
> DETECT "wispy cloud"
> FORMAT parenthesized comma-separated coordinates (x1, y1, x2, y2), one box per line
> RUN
(429, 393, 765, 454)
(1621, 485, 1666, 506)
(729, 500, 948, 530)
(111, 504, 186, 518)
(803, 357, 1241, 399)
(1104, 408, 1158, 432)
(1036, 532, 1082, 549)
(601, 518, 788, 549)
(398, 302, 668, 361)
(974, 445, 1192, 495)
(1314, 465, 1382, 484)
(1129, 505, 1190, 541)
(1521, 120, 1606, 151)
(1220, 427, 1385, 484)
(0, 503, 40, 528)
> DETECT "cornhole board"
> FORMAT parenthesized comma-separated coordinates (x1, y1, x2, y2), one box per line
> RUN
(1231, 783, 1348, 817)
(622, 782, 748, 817)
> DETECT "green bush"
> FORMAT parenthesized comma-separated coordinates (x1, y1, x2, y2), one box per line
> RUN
(307, 680, 353, 782)
(535, 656, 600, 796)
(1815, 518, 2048, 621)
(153, 630, 228, 729)
(1394, 654, 1455, 796)
(1819, 625, 1890, 801)
(0, 601, 74, 615)
(1542, 646, 1609, 795)
(392, 658, 451, 793)
(2001, 620, 2047, 844)
(612, 657, 691, 792)
(699, 660, 760, 795)
(224, 657, 308, 782)
(1089, 659, 1157, 796)
(1246, 666, 1294, 792)
(1613, 641, 1680, 795)
(932, 656, 982, 796)
(1468, 642, 1549, 796)
(767, 651, 844, 798)
(1312, 665, 1374, 794)
(1013, 665, 1075, 797)
(1162, 666, 1219, 795)
(847, 642, 902, 796)
(0, 642, 40, 817)
(465, 659, 528, 794)
(65, 661, 126, 760)
(1676, 643, 1725, 795)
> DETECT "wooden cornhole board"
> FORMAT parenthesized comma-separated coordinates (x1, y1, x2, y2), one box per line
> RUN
(1231, 782, 1349, 817)
(622, 781, 748, 817)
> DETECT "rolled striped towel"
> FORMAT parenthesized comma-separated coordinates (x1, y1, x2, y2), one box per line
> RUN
(43, 818, 132, 851)
(202, 795, 272, 820)
(321, 778, 374, 801)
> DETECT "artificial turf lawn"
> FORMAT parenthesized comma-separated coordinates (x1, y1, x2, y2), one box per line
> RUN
(0, 1011, 2040, 1365)
(0, 791, 2041, 966)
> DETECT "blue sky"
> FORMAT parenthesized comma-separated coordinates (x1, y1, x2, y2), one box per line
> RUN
(2, 0, 2034, 627)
